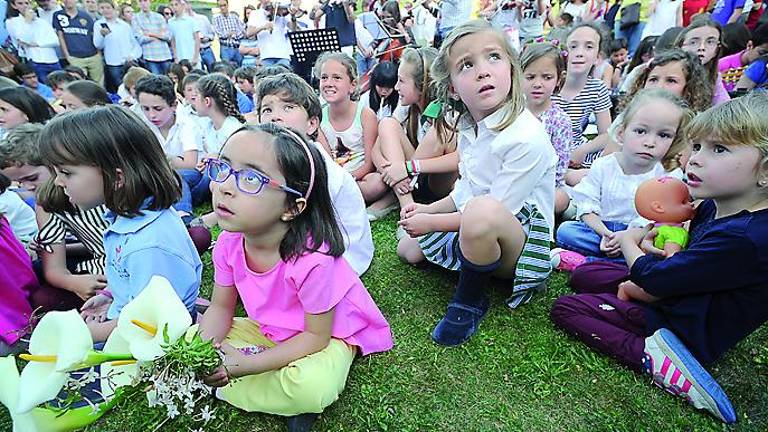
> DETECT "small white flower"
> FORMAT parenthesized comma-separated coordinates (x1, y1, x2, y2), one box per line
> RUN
(199, 405, 215, 423)
(598, 303, 615, 311)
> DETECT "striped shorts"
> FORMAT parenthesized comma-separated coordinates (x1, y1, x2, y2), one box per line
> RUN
(417, 202, 553, 309)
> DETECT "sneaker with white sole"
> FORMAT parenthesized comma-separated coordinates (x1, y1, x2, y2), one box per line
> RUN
(643, 328, 737, 424)
(550, 248, 587, 272)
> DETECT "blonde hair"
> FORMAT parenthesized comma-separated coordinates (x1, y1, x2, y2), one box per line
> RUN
(431, 20, 525, 131)
(612, 88, 694, 171)
(686, 92, 768, 164)
(400, 46, 439, 146)
(122, 66, 151, 90)
(313, 52, 360, 101)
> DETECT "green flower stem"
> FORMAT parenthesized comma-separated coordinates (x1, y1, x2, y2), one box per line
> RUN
(62, 350, 136, 371)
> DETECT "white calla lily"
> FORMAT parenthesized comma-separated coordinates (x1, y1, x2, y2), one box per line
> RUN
(16, 310, 92, 413)
(0, 355, 42, 431)
(100, 329, 139, 399)
(2, 356, 123, 432)
(115, 275, 193, 362)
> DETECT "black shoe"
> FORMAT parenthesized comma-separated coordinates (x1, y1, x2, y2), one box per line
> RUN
(286, 413, 319, 432)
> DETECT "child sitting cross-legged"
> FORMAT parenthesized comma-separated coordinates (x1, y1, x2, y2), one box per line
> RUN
(551, 93, 768, 424)
(198, 123, 392, 431)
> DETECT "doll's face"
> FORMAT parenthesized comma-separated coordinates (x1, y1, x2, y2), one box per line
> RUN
(635, 177, 696, 223)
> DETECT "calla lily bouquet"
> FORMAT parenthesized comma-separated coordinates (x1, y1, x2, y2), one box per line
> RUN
(0, 276, 222, 432)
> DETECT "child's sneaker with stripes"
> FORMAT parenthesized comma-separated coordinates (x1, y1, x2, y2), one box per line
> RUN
(643, 328, 737, 424)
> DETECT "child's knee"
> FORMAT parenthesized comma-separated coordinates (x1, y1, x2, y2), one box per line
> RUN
(549, 295, 579, 327)
(378, 117, 401, 140)
(461, 196, 509, 238)
(397, 236, 424, 264)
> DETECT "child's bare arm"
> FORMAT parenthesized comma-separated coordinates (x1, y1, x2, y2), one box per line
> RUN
(199, 283, 239, 344)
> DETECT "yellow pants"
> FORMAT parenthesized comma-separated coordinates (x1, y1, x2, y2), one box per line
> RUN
(68, 53, 104, 86)
(195, 318, 356, 416)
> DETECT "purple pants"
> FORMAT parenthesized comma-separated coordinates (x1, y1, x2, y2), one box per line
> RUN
(551, 261, 648, 372)
(569, 260, 631, 294)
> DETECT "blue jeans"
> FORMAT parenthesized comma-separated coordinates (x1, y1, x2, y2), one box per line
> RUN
(104, 64, 124, 94)
(615, 22, 646, 58)
(144, 59, 171, 75)
(356, 51, 375, 77)
(556, 220, 629, 258)
(32, 61, 61, 83)
(178, 168, 211, 207)
(200, 46, 216, 72)
(261, 58, 291, 69)
(220, 45, 243, 66)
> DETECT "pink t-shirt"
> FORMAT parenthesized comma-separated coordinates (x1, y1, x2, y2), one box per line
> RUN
(213, 231, 393, 356)
(718, 52, 747, 93)
(0, 217, 36, 345)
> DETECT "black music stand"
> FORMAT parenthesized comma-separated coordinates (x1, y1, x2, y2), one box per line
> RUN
(289, 28, 341, 85)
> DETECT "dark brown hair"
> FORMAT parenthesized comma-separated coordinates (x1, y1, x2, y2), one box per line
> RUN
(622, 48, 712, 113)
(197, 73, 246, 123)
(224, 123, 344, 261)
(38, 105, 181, 217)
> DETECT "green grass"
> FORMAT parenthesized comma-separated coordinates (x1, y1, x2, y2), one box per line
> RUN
(3, 215, 767, 431)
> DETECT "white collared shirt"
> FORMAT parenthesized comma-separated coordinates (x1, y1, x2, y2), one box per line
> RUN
(93, 17, 141, 66)
(450, 107, 557, 236)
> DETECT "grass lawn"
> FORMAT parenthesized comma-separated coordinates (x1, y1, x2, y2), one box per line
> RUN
(3, 214, 767, 431)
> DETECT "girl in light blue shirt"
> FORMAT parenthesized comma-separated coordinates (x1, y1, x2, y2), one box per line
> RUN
(39, 105, 202, 343)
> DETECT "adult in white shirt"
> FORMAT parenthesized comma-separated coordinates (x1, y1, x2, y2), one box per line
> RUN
(36, 0, 61, 25)
(188, 6, 216, 71)
(246, 0, 293, 68)
(167, 0, 200, 67)
(6, 0, 61, 81)
(93, 0, 141, 93)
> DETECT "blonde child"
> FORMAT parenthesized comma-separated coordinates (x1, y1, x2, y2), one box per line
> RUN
(551, 92, 768, 425)
(373, 47, 458, 217)
(198, 123, 392, 430)
(314, 53, 380, 204)
(398, 20, 557, 345)
(555, 89, 691, 264)
(676, 16, 729, 106)
(553, 22, 613, 185)
(521, 42, 573, 215)
(40, 106, 202, 342)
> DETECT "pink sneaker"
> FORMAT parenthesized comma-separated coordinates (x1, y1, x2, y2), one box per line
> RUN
(550, 248, 587, 272)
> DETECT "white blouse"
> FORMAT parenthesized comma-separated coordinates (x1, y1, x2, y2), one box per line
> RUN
(450, 107, 557, 235)
(572, 153, 684, 226)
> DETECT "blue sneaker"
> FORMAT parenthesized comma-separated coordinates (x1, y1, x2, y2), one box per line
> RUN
(643, 328, 737, 424)
(431, 300, 488, 346)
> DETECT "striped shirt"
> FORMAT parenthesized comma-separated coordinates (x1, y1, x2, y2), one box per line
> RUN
(213, 12, 246, 46)
(35, 205, 109, 275)
(132, 11, 173, 62)
(552, 77, 612, 163)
